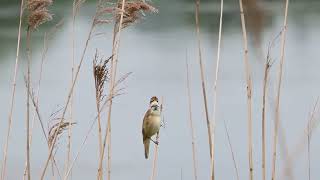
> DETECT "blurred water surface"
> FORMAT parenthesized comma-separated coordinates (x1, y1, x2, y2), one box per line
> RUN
(0, 0, 320, 179)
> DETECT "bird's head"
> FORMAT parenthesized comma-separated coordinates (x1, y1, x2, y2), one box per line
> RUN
(149, 96, 160, 111)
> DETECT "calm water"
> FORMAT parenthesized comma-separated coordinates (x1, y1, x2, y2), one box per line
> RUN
(1, 0, 320, 179)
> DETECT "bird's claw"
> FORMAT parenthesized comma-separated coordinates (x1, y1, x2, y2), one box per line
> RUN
(150, 138, 159, 145)
(155, 141, 159, 145)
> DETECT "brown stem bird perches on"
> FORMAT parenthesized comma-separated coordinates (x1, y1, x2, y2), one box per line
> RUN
(142, 96, 161, 159)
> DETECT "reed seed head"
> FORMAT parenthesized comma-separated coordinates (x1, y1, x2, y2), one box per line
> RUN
(27, 0, 53, 29)
(117, 1, 158, 28)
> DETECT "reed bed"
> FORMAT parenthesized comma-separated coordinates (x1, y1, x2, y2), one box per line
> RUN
(3, 0, 319, 180)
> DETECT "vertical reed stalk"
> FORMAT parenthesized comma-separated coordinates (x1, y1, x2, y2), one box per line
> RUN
(185, 52, 198, 180)
(97, 99, 103, 180)
(238, 0, 253, 179)
(23, 30, 49, 180)
(150, 132, 160, 180)
(106, 0, 125, 176)
(65, 0, 77, 178)
(210, 0, 223, 178)
(1, 0, 24, 179)
(99, 1, 126, 179)
(223, 119, 240, 180)
(26, 26, 32, 180)
(194, 0, 214, 179)
(271, 1, 289, 179)
(262, 52, 271, 180)
(307, 117, 310, 180)
(150, 97, 163, 180)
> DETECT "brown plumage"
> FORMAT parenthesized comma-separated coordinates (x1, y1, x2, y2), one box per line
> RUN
(142, 97, 161, 159)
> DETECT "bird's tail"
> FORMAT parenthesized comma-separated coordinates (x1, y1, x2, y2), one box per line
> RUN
(144, 138, 150, 159)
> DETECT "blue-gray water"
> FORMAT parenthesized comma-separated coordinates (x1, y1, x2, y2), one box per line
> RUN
(1, 0, 320, 179)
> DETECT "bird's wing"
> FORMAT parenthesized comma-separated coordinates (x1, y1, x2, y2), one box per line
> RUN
(142, 109, 151, 141)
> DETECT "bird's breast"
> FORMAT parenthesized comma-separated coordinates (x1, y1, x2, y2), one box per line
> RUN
(146, 115, 161, 136)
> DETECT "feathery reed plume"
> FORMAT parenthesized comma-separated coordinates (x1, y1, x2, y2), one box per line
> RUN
(27, 0, 53, 30)
(116, 1, 158, 28)
(150, 97, 163, 180)
(48, 121, 76, 148)
(1, 0, 24, 179)
(238, 0, 254, 179)
(194, 0, 214, 179)
(262, 45, 272, 180)
(210, 0, 223, 178)
(93, 50, 111, 179)
(185, 52, 198, 180)
(272, 0, 289, 179)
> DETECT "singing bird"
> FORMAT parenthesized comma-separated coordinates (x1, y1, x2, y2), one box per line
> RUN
(142, 96, 161, 159)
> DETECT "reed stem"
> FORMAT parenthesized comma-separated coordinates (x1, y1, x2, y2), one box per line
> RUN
(1, 0, 24, 179)
(185, 52, 198, 180)
(271, 1, 289, 179)
(238, 0, 253, 179)
(194, 0, 214, 179)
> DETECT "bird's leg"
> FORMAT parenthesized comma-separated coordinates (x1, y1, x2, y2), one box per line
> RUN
(149, 137, 159, 145)
(149, 138, 158, 145)
(155, 131, 160, 145)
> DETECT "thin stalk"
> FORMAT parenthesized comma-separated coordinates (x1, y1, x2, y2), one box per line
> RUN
(65, 0, 77, 178)
(262, 53, 271, 180)
(307, 117, 310, 180)
(185, 52, 198, 180)
(210, 0, 223, 178)
(150, 98, 163, 180)
(238, 0, 253, 179)
(26, 26, 32, 180)
(194, 0, 214, 179)
(99, 1, 126, 179)
(223, 119, 240, 180)
(150, 132, 160, 180)
(23, 30, 49, 180)
(271, 0, 289, 179)
(96, 98, 103, 179)
(1, 0, 24, 179)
